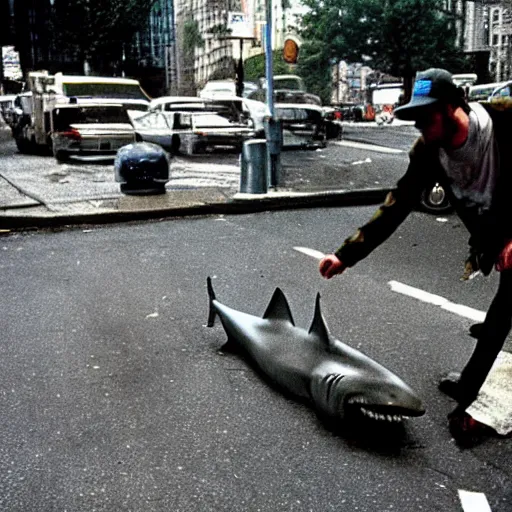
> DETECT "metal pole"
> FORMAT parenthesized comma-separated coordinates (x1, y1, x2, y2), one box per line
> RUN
(264, 0, 282, 188)
(264, 0, 274, 116)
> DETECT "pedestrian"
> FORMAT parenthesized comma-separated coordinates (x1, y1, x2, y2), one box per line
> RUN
(318, 68, 512, 442)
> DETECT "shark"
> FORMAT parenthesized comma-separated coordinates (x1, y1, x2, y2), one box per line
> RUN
(207, 277, 425, 424)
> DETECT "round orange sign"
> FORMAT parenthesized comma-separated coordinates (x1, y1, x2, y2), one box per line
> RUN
(283, 39, 299, 64)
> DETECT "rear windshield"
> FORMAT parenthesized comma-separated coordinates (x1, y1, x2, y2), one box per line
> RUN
(62, 82, 149, 101)
(53, 106, 131, 130)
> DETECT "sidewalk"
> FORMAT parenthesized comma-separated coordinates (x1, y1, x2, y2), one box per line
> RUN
(0, 122, 409, 230)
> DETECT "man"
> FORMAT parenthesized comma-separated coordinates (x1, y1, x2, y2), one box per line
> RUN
(319, 68, 512, 438)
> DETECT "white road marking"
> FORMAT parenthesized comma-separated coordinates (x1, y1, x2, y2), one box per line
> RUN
(293, 247, 326, 260)
(458, 490, 492, 512)
(334, 140, 404, 154)
(292, 248, 486, 322)
(388, 280, 486, 322)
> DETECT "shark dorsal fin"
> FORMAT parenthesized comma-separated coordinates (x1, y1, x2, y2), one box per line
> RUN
(308, 293, 330, 344)
(262, 288, 295, 325)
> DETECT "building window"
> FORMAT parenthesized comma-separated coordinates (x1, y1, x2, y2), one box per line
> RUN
(492, 34, 499, 46)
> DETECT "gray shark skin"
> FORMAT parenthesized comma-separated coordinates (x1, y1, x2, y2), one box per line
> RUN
(207, 277, 425, 424)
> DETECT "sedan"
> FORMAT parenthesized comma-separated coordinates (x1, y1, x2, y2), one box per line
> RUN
(51, 104, 136, 162)
(132, 111, 255, 155)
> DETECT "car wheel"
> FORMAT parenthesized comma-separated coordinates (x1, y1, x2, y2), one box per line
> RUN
(55, 150, 69, 163)
(171, 134, 181, 154)
(15, 135, 33, 154)
(419, 183, 452, 214)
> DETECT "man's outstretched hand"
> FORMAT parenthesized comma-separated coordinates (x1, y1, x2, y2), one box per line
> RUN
(319, 254, 347, 279)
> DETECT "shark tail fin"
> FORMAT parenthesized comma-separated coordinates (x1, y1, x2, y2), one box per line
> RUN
(207, 276, 216, 327)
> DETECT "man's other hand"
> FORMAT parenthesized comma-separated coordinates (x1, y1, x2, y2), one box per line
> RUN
(496, 240, 512, 272)
(319, 254, 347, 279)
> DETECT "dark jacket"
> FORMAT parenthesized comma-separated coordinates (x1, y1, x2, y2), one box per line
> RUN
(335, 102, 512, 275)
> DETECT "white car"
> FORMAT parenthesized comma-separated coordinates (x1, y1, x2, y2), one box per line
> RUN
(149, 96, 208, 112)
(132, 110, 255, 155)
(51, 104, 136, 162)
(198, 80, 258, 99)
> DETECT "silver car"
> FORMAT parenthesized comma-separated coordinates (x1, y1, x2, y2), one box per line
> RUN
(51, 104, 136, 162)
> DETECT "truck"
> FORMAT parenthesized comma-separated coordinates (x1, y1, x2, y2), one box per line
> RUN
(10, 71, 150, 154)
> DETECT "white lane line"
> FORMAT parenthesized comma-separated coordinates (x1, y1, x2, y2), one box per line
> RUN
(458, 490, 492, 512)
(334, 140, 404, 154)
(293, 247, 326, 260)
(292, 248, 486, 322)
(388, 280, 486, 322)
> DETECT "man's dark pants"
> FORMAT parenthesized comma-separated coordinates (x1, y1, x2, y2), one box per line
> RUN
(458, 269, 512, 408)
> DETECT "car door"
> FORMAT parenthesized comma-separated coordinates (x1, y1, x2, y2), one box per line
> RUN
(132, 112, 173, 150)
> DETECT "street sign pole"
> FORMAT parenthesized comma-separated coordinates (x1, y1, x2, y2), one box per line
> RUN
(264, 0, 282, 188)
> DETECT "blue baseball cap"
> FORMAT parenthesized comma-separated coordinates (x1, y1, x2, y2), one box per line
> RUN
(394, 68, 461, 120)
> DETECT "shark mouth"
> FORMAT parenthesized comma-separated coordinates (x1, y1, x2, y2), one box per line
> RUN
(346, 396, 413, 423)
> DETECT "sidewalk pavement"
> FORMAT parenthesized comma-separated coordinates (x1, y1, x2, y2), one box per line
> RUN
(0, 123, 404, 230)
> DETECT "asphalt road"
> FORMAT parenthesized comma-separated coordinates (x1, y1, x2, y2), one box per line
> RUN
(1, 206, 510, 511)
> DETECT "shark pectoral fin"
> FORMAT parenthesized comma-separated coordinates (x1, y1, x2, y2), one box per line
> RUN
(262, 288, 295, 325)
(308, 293, 331, 346)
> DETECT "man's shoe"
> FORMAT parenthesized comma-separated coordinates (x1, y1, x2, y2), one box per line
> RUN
(448, 406, 493, 448)
(438, 371, 462, 401)
(469, 323, 483, 339)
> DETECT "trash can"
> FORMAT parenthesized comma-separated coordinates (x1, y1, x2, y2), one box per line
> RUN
(115, 142, 170, 195)
(240, 139, 267, 194)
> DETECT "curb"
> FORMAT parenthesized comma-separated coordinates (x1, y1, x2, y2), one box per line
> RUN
(0, 188, 391, 231)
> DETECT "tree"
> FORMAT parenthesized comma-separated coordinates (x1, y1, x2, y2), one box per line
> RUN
(52, 0, 157, 74)
(298, 0, 467, 100)
(243, 50, 292, 82)
(295, 41, 332, 104)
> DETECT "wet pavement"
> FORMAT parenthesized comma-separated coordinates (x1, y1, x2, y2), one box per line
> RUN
(0, 120, 417, 229)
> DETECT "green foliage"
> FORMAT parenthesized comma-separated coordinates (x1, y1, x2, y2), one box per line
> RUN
(298, 0, 466, 81)
(208, 24, 233, 37)
(295, 41, 332, 105)
(183, 17, 205, 58)
(243, 51, 293, 82)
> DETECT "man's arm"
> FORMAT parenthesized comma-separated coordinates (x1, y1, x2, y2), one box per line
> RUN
(320, 138, 434, 276)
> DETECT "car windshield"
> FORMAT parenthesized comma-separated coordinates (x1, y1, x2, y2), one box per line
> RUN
(63, 82, 149, 101)
(53, 106, 131, 130)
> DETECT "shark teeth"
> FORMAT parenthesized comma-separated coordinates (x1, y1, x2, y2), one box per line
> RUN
(359, 406, 403, 423)
(348, 396, 368, 405)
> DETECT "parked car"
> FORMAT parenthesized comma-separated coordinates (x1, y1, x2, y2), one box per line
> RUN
(51, 104, 136, 162)
(419, 182, 452, 214)
(179, 112, 255, 154)
(0, 94, 17, 127)
(131, 111, 180, 153)
(488, 81, 512, 103)
(198, 80, 258, 99)
(467, 82, 506, 102)
(132, 110, 255, 155)
(275, 103, 327, 149)
(149, 96, 208, 112)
